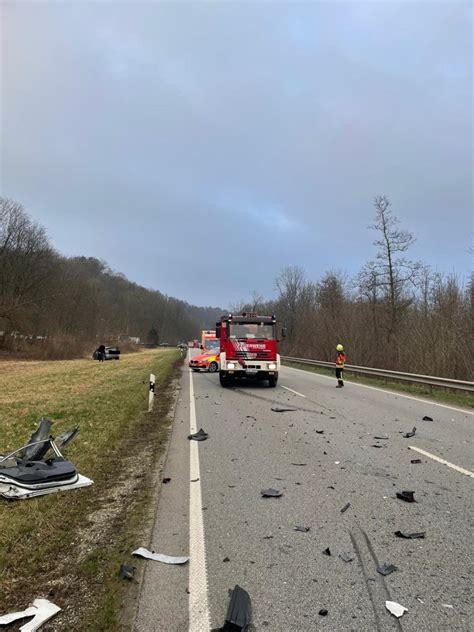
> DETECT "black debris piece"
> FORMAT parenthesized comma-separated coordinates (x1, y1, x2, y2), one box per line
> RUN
(119, 564, 136, 581)
(261, 488, 282, 498)
(410, 459, 422, 464)
(371, 444, 385, 448)
(403, 427, 416, 438)
(246, 416, 256, 421)
(211, 585, 251, 632)
(271, 407, 297, 413)
(188, 429, 208, 441)
(291, 463, 307, 466)
(339, 552, 354, 563)
(422, 416, 433, 421)
(374, 436, 389, 440)
(319, 609, 328, 616)
(340, 502, 351, 514)
(396, 491, 416, 503)
(377, 563, 398, 576)
(22, 417, 53, 461)
(330, 416, 336, 419)
(55, 427, 80, 449)
(322, 547, 331, 556)
(262, 535, 273, 540)
(223, 557, 230, 563)
(163, 477, 171, 484)
(316, 430, 324, 434)
(394, 530, 426, 539)
(294, 526, 310, 532)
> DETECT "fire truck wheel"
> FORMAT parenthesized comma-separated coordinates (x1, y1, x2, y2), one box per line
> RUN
(268, 374, 278, 387)
(219, 372, 229, 387)
(208, 362, 218, 373)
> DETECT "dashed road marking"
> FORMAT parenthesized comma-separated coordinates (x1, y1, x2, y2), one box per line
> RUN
(408, 446, 474, 478)
(281, 385, 306, 398)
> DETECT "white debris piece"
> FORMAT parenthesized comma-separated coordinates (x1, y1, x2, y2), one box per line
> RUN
(132, 547, 189, 565)
(0, 598, 61, 631)
(0, 474, 93, 500)
(442, 604, 454, 609)
(385, 601, 408, 618)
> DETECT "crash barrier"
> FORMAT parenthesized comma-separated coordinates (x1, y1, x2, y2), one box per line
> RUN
(281, 356, 474, 394)
(148, 373, 155, 411)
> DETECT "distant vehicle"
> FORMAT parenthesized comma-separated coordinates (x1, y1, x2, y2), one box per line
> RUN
(177, 343, 188, 350)
(201, 329, 219, 351)
(92, 346, 121, 360)
(192, 339, 200, 348)
(188, 349, 219, 373)
(159, 342, 170, 347)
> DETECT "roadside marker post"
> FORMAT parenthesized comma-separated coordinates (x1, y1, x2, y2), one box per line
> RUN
(148, 373, 155, 412)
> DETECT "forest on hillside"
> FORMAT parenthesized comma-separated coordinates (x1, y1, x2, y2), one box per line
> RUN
(0, 197, 222, 357)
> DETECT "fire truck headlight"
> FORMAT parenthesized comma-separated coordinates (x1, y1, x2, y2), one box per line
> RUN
(227, 362, 236, 370)
(268, 363, 277, 370)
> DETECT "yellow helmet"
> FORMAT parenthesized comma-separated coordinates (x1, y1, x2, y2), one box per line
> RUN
(336, 344, 344, 351)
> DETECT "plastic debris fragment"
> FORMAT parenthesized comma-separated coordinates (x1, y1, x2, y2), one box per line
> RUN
(132, 547, 189, 565)
(385, 601, 408, 618)
(322, 547, 331, 556)
(340, 502, 351, 513)
(315, 430, 324, 434)
(377, 563, 398, 576)
(396, 491, 416, 503)
(188, 429, 208, 441)
(291, 463, 307, 466)
(318, 609, 328, 616)
(271, 407, 297, 413)
(261, 488, 282, 498)
(163, 478, 171, 484)
(442, 604, 454, 609)
(294, 526, 310, 532)
(374, 436, 389, 440)
(422, 416, 433, 421)
(394, 530, 425, 539)
(339, 552, 354, 563)
(403, 427, 416, 438)
(119, 564, 136, 580)
(410, 459, 422, 464)
(0, 598, 61, 631)
(211, 585, 251, 632)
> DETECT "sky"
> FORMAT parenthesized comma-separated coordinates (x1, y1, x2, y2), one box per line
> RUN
(1, 0, 472, 307)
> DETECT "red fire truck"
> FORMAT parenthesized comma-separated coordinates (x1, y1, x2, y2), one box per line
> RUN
(215, 313, 285, 387)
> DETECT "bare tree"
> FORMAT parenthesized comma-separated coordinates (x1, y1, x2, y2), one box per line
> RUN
(274, 266, 305, 342)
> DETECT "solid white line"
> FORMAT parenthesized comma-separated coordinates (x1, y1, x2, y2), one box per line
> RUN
(409, 446, 474, 478)
(283, 364, 474, 415)
(188, 361, 210, 632)
(281, 385, 306, 398)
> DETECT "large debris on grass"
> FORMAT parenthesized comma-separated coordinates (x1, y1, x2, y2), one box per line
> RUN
(0, 417, 93, 500)
(0, 598, 61, 631)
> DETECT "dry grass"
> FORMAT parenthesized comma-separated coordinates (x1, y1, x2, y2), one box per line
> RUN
(0, 349, 182, 629)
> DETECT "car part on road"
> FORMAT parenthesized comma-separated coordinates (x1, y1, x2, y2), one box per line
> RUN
(394, 530, 426, 539)
(396, 491, 416, 503)
(322, 547, 331, 556)
(163, 477, 171, 484)
(410, 459, 422, 464)
(294, 525, 310, 532)
(385, 601, 408, 618)
(119, 564, 136, 580)
(403, 427, 416, 438)
(132, 547, 189, 565)
(318, 609, 328, 616)
(261, 488, 282, 498)
(315, 430, 324, 434)
(340, 502, 351, 513)
(187, 428, 209, 441)
(377, 563, 398, 576)
(211, 584, 251, 632)
(422, 416, 433, 421)
(0, 598, 61, 631)
(339, 552, 354, 563)
(271, 407, 297, 412)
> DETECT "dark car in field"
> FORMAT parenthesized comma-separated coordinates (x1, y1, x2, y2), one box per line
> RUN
(92, 346, 121, 360)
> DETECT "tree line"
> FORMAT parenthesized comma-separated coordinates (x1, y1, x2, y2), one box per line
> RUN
(235, 197, 473, 381)
(0, 197, 221, 356)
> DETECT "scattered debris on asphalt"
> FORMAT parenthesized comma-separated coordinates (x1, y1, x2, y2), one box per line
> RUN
(223, 557, 230, 563)
(377, 563, 398, 576)
(211, 585, 251, 632)
(163, 477, 171, 484)
(394, 531, 425, 539)
(442, 604, 454, 609)
(322, 547, 331, 556)
(246, 416, 256, 420)
(188, 429, 209, 441)
(339, 552, 354, 563)
(340, 502, 351, 514)
(191, 478, 200, 482)
(271, 407, 297, 413)
(294, 526, 310, 532)
(403, 427, 416, 438)
(422, 416, 433, 421)
(396, 491, 416, 503)
(410, 459, 422, 464)
(0, 417, 93, 500)
(0, 598, 61, 630)
(132, 547, 189, 565)
(318, 609, 328, 616)
(262, 535, 274, 539)
(374, 436, 389, 440)
(316, 430, 324, 434)
(371, 444, 386, 448)
(385, 601, 408, 618)
(119, 564, 136, 580)
(291, 463, 307, 466)
(261, 488, 282, 498)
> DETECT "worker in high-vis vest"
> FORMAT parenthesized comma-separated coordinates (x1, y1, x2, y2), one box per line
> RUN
(335, 344, 346, 387)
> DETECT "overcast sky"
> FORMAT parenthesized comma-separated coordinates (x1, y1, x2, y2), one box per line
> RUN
(1, 1, 472, 307)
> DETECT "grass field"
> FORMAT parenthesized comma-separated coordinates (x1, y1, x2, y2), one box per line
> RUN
(283, 361, 474, 409)
(0, 349, 182, 629)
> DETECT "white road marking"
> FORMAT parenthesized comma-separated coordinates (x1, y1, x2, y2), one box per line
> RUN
(283, 365, 474, 415)
(408, 446, 474, 478)
(281, 385, 306, 398)
(188, 360, 210, 632)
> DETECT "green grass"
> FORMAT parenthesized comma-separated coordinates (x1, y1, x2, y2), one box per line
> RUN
(283, 361, 474, 409)
(0, 349, 182, 629)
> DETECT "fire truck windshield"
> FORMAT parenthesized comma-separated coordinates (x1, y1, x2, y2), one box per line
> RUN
(229, 323, 275, 340)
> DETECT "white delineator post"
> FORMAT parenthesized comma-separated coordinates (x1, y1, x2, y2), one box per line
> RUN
(148, 373, 155, 411)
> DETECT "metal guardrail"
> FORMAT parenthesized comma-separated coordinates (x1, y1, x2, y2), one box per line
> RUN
(282, 356, 474, 393)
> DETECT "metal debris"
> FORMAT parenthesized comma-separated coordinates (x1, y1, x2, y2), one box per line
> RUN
(132, 547, 189, 565)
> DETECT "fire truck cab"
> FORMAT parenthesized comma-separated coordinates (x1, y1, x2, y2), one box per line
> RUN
(216, 313, 284, 387)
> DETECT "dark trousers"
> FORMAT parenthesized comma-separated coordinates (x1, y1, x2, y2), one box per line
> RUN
(336, 367, 344, 385)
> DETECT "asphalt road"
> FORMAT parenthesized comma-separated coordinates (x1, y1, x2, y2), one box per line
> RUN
(134, 355, 473, 632)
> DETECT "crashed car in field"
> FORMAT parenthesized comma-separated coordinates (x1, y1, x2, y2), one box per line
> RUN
(0, 417, 93, 500)
(188, 349, 220, 373)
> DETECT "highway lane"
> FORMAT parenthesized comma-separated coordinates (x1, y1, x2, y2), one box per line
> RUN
(135, 358, 473, 631)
